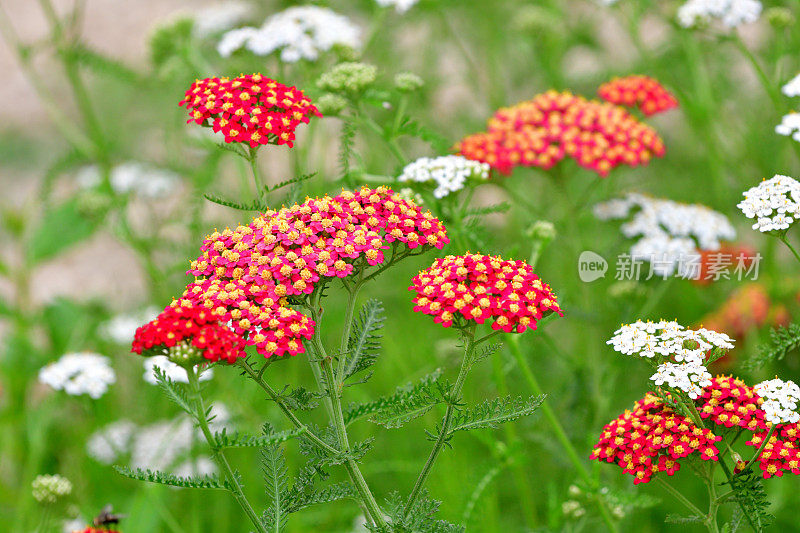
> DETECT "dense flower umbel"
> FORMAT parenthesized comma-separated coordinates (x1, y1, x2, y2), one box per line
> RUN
(456, 90, 665, 176)
(187, 187, 448, 357)
(699, 376, 768, 432)
(409, 254, 562, 332)
(737, 174, 800, 232)
(591, 393, 721, 484)
(179, 74, 320, 147)
(132, 303, 247, 365)
(598, 76, 679, 116)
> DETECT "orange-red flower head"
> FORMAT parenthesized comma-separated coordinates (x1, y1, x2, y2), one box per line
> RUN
(179, 73, 320, 147)
(598, 75, 678, 116)
(409, 253, 562, 332)
(456, 90, 665, 176)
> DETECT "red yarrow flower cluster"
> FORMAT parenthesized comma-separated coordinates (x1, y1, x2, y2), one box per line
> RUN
(179, 73, 320, 147)
(598, 75, 679, 116)
(73, 529, 121, 533)
(745, 425, 800, 478)
(456, 90, 665, 176)
(698, 375, 768, 432)
(132, 302, 246, 364)
(409, 253, 562, 332)
(186, 186, 449, 358)
(591, 393, 721, 484)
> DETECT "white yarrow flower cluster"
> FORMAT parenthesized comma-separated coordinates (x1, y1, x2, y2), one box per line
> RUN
(39, 352, 116, 399)
(776, 113, 800, 143)
(87, 405, 232, 472)
(375, 0, 419, 13)
(783, 73, 800, 98)
(217, 6, 361, 62)
(678, 0, 762, 28)
(398, 155, 489, 199)
(607, 320, 734, 365)
(143, 356, 214, 385)
(32, 474, 72, 504)
(737, 174, 800, 232)
(594, 193, 736, 276)
(650, 361, 713, 399)
(754, 378, 800, 425)
(77, 162, 179, 198)
(100, 306, 160, 345)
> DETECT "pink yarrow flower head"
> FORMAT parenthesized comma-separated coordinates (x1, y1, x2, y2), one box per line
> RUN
(598, 75, 679, 116)
(591, 392, 722, 484)
(185, 186, 449, 358)
(409, 253, 562, 332)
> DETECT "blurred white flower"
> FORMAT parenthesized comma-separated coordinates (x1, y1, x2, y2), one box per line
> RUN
(32, 474, 72, 503)
(193, 1, 252, 37)
(776, 112, 800, 142)
(87, 419, 137, 464)
(594, 193, 736, 276)
(678, 0, 762, 28)
(130, 418, 195, 471)
(39, 352, 116, 399)
(142, 356, 214, 385)
(218, 6, 361, 62)
(650, 361, 712, 399)
(173, 456, 217, 478)
(77, 162, 179, 198)
(100, 306, 160, 345)
(62, 518, 86, 533)
(754, 378, 800, 424)
(398, 155, 489, 199)
(783, 74, 800, 98)
(375, 0, 419, 14)
(737, 174, 800, 233)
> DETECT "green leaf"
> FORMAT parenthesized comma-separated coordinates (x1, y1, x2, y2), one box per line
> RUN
(113, 465, 228, 491)
(746, 323, 800, 370)
(214, 427, 302, 448)
(665, 514, 704, 524)
(343, 299, 385, 380)
(371, 490, 465, 533)
(203, 193, 270, 212)
(396, 117, 452, 153)
(338, 116, 357, 182)
(153, 367, 196, 419)
(69, 43, 143, 84)
(282, 386, 321, 411)
(449, 394, 544, 434)
(344, 370, 444, 428)
(261, 441, 289, 533)
(463, 202, 511, 218)
(26, 199, 99, 263)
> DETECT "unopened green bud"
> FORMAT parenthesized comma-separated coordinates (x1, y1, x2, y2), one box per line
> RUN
(315, 93, 348, 115)
(767, 7, 794, 29)
(394, 72, 424, 92)
(317, 62, 378, 94)
(167, 341, 205, 368)
(32, 474, 72, 504)
(527, 220, 556, 241)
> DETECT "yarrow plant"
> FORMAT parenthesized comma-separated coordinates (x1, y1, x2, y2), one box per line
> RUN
(456, 89, 665, 176)
(597, 75, 679, 116)
(595, 319, 800, 530)
(594, 193, 736, 277)
(737, 174, 800, 263)
(38, 352, 116, 399)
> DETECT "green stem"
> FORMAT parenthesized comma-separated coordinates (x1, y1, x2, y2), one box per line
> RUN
(635, 276, 676, 319)
(506, 335, 619, 532)
(779, 234, 800, 266)
(738, 425, 776, 475)
(655, 477, 705, 518)
(237, 360, 340, 455)
(704, 464, 721, 533)
(187, 369, 267, 533)
(336, 280, 363, 382)
(403, 327, 477, 518)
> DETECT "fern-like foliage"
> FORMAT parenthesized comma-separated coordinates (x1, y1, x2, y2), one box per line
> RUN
(727, 468, 773, 531)
(368, 491, 464, 533)
(746, 322, 800, 370)
(261, 441, 289, 532)
(463, 202, 511, 218)
(448, 394, 544, 434)
(204, 173, 316, 212)
(214, 426, 302, 448)
(338, 116, 357, 183)
(343, 299, 386, 380)
(113, 465, 229, 491)
(282, 386, 321, 411)
(344, 370, 444, 427)
(153, 367, 196, 419)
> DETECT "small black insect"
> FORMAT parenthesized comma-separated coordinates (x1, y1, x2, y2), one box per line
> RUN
(92, 504, 126, 527)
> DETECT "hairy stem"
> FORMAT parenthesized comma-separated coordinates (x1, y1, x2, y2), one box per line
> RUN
(655, 477, 705, 518)
(187, 368, 267, 533)
(403, 327, 477, 518)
